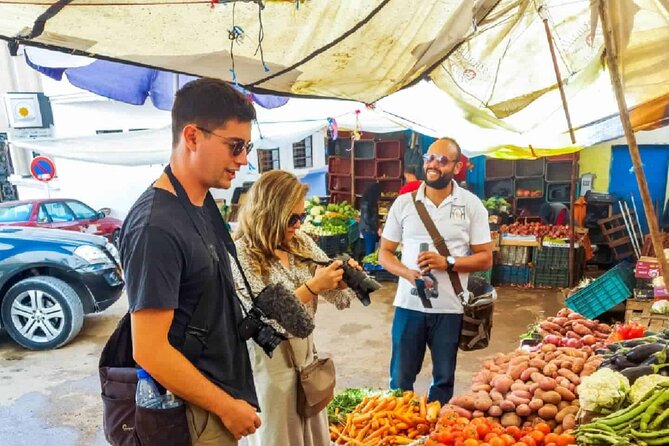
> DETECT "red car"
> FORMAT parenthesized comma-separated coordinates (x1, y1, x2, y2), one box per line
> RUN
(0, 198, 123, 246)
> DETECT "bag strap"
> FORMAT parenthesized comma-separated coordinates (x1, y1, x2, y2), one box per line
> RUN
(411, 192, 466, 301)
(282, 339, 318, 371)
(164, 165, 255, 362)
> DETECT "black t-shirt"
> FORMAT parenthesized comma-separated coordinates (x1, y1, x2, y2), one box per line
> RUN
(120, 186, 258, 408)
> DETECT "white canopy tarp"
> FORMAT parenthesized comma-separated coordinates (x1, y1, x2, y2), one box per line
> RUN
(2, 0, 668, 157)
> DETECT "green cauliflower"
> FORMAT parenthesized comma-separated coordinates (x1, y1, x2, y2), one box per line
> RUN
(629, 374, 669, 403)
(577, 368, 630, 413)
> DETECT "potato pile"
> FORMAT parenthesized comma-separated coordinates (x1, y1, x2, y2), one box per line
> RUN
(448, 344, 604, 434)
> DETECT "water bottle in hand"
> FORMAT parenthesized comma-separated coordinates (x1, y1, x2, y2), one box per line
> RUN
(135, 368, 162, 409)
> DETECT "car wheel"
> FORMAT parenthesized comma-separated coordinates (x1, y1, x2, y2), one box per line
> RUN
(0, 276, 84, 350)
(112, 229, 121, 247)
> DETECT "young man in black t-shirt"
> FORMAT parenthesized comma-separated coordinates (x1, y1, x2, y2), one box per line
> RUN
(120, 78, 260, 445)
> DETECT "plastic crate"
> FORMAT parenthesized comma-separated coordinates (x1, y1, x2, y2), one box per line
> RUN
(330, 192, 353, 204)
(328, 174, 351, 192)
(546, 182, 571, 202)
(492, 265, 533, 286)
(470, 268, 492, 283)
(378, 179, 401, 195)
(354, 159, 375, 177)
(310, 233, 346, 257)
(331, 139, 352, 157)
(497, 245, 532, 266)
(485, 159, 514, 179)
(375, 140, 401, 159)
(347, 221, 359, 245)
(355, 178, 376, 195)
(376, 159, 402, 178)
(545, 153, 575, 162)
(546, 161, 573, 182)
(328, 156, 351, 175)
(515, 197, 545, 217)
(353, 140, 375, 159)
(515, 159, 545, 178)
(534, 268, 569, 288)
(515, 177, 544, 198)
(533, 245, 569, 268)
(565, 262, 634, 319)
(485, 178, 514, 198)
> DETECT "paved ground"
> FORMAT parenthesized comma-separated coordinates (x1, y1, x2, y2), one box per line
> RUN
(0, 283, 563, 446)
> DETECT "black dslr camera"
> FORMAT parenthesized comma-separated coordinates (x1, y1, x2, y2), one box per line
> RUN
(238, 307, 286, 357)
(331, 254, 381, 306)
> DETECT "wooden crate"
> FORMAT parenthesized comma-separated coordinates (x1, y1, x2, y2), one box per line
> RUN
(649, 315, 669, 331)
(625, 299, 669, 330)
(598, 213, 636, 261)
(624, 299, 652, 324)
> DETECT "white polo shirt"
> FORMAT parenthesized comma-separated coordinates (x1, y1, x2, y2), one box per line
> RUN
(382, 181, 491, 313)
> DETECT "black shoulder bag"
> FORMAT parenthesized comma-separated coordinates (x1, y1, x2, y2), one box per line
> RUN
(411, 192, 495, 352)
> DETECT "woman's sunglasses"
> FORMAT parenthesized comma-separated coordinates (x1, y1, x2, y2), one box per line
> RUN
(196, 126, 254, 156)
(288, 213, 307, 227)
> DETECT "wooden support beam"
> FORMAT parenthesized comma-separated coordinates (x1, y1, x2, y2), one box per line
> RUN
(599, 0, 669, 288)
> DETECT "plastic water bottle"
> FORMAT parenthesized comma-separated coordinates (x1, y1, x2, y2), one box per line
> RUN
(161, 390, 184, 409)
(135, 368, 162, 409)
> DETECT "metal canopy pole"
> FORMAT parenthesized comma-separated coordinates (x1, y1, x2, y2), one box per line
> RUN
(599, 0, 669, 287)
(539, 5, 579, 287)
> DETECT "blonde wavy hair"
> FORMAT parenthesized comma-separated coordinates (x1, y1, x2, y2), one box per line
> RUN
(234, 170, 312, 278)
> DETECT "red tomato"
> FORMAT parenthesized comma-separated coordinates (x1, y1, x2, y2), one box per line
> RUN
(464, 439, 479, 446)
(463, 425, 479, 440)
(505, 426, 522, 440)
(476, 423, 491, 438)
(556, 434, 576, 446)
(500, 434, 516, 446)
(528, 431, 545, 444)
(544, 433, 560, 445)
(489, 437, 506, 446)
(519, 436, 536, 446)
(438, 431, 455, 445)
(534, 423, 551, 436)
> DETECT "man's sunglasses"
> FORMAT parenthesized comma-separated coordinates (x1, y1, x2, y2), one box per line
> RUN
(288, 213, 307, 227)
(196, 126, 253, 156)
(423, 153, 458, 166)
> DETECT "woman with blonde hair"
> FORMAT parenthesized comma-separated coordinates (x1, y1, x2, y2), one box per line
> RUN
(232, 170, 357, 446)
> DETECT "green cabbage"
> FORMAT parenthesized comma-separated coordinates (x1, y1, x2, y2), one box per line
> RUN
(629, 374, 669, 403)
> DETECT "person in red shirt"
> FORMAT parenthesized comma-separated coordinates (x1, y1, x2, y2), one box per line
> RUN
(399, 165, 422, 195)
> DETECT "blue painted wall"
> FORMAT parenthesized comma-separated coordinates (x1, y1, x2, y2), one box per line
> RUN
(609, 145, 669, 233)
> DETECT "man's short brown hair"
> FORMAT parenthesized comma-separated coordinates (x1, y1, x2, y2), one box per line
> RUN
(171, 78, 256, 147)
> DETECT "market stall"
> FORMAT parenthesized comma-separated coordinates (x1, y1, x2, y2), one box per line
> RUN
(326, 304, 669, 446)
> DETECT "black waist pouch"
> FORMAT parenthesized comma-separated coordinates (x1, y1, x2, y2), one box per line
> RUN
(99, 313, 190, 446)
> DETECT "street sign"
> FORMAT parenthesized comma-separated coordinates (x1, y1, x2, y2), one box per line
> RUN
(30, 156, 56, 182)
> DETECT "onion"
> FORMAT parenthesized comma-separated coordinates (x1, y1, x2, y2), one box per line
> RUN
(544, 335, 562, 346)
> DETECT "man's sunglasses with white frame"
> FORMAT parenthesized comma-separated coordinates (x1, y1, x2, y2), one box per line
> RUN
(422, 153, 459, 166)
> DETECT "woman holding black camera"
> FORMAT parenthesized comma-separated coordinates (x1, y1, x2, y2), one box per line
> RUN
(231, 170, 357, 446)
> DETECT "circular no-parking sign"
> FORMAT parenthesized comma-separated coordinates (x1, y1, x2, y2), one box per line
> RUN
(30, 156, 56, 182)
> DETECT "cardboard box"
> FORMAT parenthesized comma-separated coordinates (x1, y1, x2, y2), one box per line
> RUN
(636, 257, 661, 279)
(654, 286, 669, 299)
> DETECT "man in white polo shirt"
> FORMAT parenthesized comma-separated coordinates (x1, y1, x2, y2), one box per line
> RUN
(379, 137, 493, 403)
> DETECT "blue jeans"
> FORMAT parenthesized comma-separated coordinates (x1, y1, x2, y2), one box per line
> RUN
(389, 307, 462, 404)
(362, 231, 378, 256)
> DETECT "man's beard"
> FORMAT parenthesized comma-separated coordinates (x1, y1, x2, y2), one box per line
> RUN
(425, 172, 453, 190)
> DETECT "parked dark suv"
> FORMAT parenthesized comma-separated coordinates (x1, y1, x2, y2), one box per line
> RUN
(0, 226, 124, 350)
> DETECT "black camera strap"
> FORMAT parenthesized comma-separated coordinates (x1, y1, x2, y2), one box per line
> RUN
(163, 165, 257, 361)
